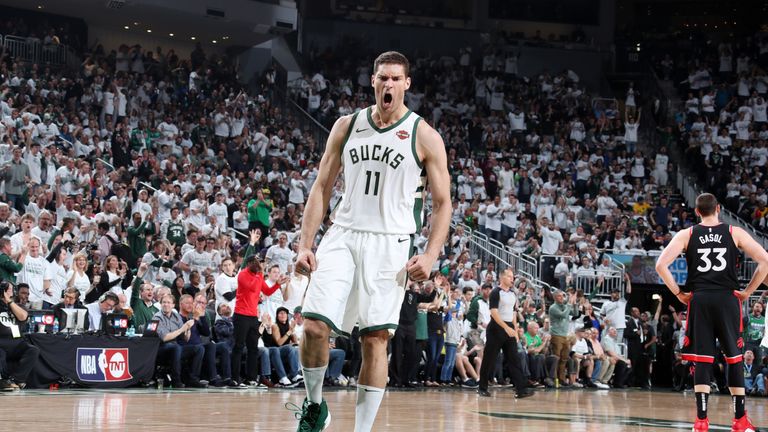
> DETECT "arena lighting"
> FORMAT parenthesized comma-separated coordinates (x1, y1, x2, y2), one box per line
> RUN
(123, 25, 129, 30)
(190, 36, 196, 40)
(212, 40, 217, 44)
(169, 33, 174, 37)
(146, 29, 152, 33)
(37, 5, 43, 9)
(133, 22, 138, 26)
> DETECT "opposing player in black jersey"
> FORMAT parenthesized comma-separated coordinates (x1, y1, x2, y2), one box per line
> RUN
(656, 193, 768, 432)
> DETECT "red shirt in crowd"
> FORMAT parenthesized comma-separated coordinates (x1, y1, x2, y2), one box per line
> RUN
(235, 268, 279, 317)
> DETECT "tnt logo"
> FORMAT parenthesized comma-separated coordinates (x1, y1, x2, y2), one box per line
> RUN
(76, 348, 132, 382)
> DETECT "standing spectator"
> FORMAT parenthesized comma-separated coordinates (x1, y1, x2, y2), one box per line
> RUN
(0, 281, 39, 390)
(425, 279, 447, 387)
(2, 147, 30, 213)
(129, 263, 159, 333)
(231, 229, 287, 386)
(17, 237, 45, 309)
(440, 287, 464, 385)
(626, 307, 650, 389)
(743, 302, 765, 358)
(265, 232, 295, 274)
(624, 108, 641, 154)
(549, 289, 579, 386)
(0, 238, 22, 284)
(214, 258, 237, 311)
(390, 280, 436, 387)
(600, 276, 631, 341)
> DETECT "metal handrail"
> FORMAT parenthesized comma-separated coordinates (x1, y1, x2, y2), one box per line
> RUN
(2, 34, 80, 70)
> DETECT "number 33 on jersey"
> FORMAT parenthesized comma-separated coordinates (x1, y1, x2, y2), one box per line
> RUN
(332, 107, 426, 235)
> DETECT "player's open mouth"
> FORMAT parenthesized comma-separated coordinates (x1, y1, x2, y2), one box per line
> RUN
(383, 93, 393, 107)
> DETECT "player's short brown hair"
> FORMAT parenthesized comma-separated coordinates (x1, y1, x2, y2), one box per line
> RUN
(373, 51, 410, 77)
(695, 193, 718, 217)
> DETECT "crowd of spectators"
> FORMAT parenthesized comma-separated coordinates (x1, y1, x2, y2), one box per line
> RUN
(651, 29, 768, 233)
(0, 12, 763, 398)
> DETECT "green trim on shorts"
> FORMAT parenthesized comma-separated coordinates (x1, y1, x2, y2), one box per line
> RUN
(302, 312, 351, 338)
(359, 324, 399, 336)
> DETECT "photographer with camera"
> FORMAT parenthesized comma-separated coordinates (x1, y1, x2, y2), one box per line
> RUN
(0, 281, 39, 390)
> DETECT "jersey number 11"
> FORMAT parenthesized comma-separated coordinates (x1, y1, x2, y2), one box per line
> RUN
(364, 170, 381, 196)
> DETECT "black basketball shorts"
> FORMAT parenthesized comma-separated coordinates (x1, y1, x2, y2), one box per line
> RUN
(681, 289, 744, 365)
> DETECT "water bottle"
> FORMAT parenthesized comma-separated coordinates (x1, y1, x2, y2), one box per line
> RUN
(555, 378, 560, 388)
(52, 321, 59, 334)
(158, 378, 164, 390)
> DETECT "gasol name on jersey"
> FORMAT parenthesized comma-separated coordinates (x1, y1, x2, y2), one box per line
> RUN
(698, 233, 722, 244)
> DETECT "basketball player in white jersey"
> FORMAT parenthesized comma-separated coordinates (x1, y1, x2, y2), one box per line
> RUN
(291, 51, 451, 431)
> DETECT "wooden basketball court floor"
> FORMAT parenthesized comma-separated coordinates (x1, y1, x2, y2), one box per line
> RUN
(0, 387, 764, 431)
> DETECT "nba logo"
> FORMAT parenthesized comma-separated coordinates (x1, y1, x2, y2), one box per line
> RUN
(76, 348, 132, 382)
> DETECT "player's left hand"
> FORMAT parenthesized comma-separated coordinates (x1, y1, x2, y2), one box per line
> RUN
(733, 290, 750, 302)
(406, 254, 434, 282)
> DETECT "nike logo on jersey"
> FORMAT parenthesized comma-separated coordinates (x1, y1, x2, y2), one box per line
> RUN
(356, 128, 369, 133)
(398, 238, 409, 243)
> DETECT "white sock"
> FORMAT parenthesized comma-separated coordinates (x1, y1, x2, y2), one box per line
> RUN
(303, 365, 327, 404)
(355, 385, 385, 432)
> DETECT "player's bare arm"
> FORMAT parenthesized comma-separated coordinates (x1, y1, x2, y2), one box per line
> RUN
(295, 115, 352, 274)
(731, 226, 768, 300)
(655, 229, 691, 303)
(405, 120, 450, 281)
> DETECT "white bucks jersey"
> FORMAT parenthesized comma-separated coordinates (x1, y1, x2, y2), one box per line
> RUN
(332, 106, 426, 235)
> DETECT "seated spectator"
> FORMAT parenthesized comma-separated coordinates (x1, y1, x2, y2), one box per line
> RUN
(586, 327, 610, 389)
(744, 350, 766, 396)
(0, 281, 39, 390)
(177, 293, 230, 387)
(454, 336, 480, 388)
(325, 335, 347, 387)
(14, 283, 31, 312)
(570, 327, 598, 388)
(264, 306, 302, 387)
(152, 294, 205, 388)
(85, 291, 119, 330)
(601, 326, 632, 388)
(524, 321, 557, 387)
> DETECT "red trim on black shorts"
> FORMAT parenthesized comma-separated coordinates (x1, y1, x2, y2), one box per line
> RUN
(682, 354, 714, 363)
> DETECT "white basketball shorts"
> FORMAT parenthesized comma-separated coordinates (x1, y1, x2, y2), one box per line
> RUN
(302, 225, 411, 337)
